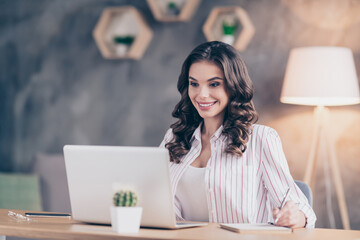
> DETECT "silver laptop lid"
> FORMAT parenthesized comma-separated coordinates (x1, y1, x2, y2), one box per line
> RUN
(63, 145, 177, 228)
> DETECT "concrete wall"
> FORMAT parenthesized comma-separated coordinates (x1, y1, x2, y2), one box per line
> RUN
(1, 0, 360, 229)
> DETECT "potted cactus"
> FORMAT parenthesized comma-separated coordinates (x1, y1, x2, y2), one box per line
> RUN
(110, 190, 142, 233)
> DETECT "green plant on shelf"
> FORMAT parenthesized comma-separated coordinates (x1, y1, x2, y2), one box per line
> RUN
(222, 15, 237, 45)
(113, 35, 135, 46)
(222, 15, 237, 36)
(167, 1, 180, 16)
(112, 35, 135, 55)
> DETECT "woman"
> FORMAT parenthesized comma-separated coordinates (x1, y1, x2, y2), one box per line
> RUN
(160, 41, 316, 228)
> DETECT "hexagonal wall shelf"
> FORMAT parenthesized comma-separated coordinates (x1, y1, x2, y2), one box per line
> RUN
(93, 6, 153, 60)
(147, 0, 201, 22)
(203, 6, 255, 51)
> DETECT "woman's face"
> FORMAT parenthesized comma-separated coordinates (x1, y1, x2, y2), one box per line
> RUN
(188, 61, 229, 122)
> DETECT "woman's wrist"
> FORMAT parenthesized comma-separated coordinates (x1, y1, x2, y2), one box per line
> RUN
(299, 210, 307, 228)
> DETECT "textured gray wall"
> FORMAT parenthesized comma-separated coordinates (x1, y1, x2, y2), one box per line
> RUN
(1, 0, 360, 230)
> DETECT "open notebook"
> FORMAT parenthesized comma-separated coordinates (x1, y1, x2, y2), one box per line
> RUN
(220, 223, 292, 234)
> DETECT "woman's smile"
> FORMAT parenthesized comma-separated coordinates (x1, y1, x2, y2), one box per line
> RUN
(197, 101, 217, 110)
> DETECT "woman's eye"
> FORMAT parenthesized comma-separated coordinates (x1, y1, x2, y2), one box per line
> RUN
(189, 82, 198, 87)
(210, 82, 220, 87)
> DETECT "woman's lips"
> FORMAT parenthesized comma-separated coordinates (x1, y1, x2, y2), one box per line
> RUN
(197, 101, 217, 110)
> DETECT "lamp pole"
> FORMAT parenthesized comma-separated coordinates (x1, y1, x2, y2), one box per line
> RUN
(303, 106, 350, 229)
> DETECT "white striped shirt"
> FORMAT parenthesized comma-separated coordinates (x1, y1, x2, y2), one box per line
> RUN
(160, 124, 316, 228)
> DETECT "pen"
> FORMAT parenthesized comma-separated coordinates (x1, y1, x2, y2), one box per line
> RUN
(274, 187, 291, 224)
(25, 212, 71, 217)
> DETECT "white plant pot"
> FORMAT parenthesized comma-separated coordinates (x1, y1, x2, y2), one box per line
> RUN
(222, 35, 235, 45)
(114, 44, 129, 56)
(110, 206, 142, 233)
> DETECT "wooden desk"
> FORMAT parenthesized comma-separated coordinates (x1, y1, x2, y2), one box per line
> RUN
(1, 210, 359, 240)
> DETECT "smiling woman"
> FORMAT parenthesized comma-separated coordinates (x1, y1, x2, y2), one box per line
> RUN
(159, 41, 317, 229)
(188, 61, 229, 123)
(166, 41, 257, 164)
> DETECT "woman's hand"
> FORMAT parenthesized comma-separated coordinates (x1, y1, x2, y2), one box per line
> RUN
(272, 200, 306, 228)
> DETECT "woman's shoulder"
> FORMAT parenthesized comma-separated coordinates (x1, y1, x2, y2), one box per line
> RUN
(159, 128, 174, 148)
(251, 124, 280, 140)
(164, 127, 173, 137)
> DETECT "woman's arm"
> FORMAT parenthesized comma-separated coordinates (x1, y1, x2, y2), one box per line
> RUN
(260, 127, 316, 228)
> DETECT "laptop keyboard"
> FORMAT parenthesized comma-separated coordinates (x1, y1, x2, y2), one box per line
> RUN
(176, 222, 207, 226)
(176, 222, 194, 225)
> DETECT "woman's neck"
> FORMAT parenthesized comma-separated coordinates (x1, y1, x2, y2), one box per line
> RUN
(201, 117, 223, 138)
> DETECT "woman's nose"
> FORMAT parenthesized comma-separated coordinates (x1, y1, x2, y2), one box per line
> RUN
(198, 86, 209, 98)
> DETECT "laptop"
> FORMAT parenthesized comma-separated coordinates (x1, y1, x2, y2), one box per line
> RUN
(63, 145, 207, 229)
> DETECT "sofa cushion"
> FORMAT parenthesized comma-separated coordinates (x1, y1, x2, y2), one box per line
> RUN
(0, 173, 42, 211)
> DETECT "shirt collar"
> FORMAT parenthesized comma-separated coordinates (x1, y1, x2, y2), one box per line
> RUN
(191, 123, 202, 142)
(191, 122, 224, 143)
(211, 125, 224, 141)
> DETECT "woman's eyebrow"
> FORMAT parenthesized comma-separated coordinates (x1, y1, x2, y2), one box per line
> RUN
(189, 76, 224, 81)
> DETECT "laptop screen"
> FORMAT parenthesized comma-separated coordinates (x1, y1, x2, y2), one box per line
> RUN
(63, 145, 177, 228)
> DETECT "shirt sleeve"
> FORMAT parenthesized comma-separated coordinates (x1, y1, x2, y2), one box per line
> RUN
(159, 128, 174, 148)
(260, 128, 317, 228)
(174, 194, 185, 221)
(159, 128, 185, 221)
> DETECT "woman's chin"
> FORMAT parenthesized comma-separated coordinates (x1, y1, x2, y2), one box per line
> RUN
(198, 112, 218, 120)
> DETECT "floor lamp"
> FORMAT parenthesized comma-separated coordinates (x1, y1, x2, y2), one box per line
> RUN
(280, 47, 360, 230)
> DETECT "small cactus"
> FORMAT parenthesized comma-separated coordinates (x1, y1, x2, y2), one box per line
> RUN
(113, 190, 138, 207)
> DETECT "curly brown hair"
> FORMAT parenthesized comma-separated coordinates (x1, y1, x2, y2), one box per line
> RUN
(166, 41, 258, 163)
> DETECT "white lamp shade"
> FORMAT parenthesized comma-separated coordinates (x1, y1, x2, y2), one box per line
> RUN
(280, 47, 360, 106)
